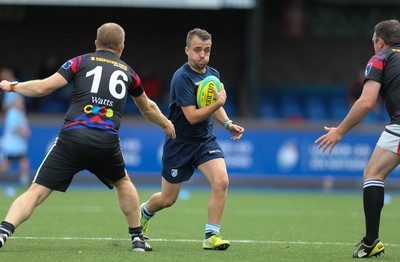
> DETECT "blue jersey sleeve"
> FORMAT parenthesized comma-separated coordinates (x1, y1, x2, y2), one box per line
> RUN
(174, 74, 197, 107)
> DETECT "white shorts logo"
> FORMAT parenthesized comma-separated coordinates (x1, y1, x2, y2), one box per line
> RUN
(171, 169, 178, 178)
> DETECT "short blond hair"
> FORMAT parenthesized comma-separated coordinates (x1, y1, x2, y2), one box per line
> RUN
(96, 22, 125, 50)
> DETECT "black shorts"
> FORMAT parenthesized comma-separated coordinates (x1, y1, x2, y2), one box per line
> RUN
(161, 136, 224, 183)
(3, 154, 28, 161)
(34, 136, 126, 192)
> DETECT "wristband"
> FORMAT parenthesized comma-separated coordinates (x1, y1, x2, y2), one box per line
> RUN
(10, 81, 18, 92)
(223, 120, 233, 129)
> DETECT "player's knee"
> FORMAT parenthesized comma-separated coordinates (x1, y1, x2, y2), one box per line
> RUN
(214, 176, 229, 191)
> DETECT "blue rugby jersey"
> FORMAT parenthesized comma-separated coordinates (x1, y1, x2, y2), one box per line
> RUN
(168, 63, 220, 139)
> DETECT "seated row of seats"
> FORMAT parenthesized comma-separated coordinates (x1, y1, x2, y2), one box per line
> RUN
(259, 84, 389, 123)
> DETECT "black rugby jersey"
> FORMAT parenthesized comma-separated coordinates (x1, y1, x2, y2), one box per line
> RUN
(364, 44, 400, 124)
(57, 50, 144, 147)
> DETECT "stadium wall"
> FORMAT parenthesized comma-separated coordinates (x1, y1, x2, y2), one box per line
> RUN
(1, 116, 400, 189)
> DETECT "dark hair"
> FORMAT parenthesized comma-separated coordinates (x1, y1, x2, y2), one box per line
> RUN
(186, 28, 212, 47)
(374, 19, 400, 46)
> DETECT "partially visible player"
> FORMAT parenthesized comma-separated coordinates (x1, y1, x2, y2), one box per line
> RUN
(0, 22, 175, 252)
(0, 68, 31, 186)
(315, 19, 400, 258)
(0, 93, 31, 186)
(139, 28, 244, 250)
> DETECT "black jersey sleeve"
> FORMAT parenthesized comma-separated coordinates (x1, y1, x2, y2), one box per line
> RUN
(57, 54, 87, 82)
(127, 67, 144, 97)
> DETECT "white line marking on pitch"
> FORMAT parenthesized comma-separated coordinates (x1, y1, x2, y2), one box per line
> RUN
(11, 236, 400, 247)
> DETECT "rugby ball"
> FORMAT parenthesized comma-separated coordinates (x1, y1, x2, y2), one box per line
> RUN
(196, 75, 221, 108)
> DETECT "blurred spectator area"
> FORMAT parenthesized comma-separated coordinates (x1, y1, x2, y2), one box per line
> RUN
(1, 2, 399, 122)
(258, 83, 390, 124)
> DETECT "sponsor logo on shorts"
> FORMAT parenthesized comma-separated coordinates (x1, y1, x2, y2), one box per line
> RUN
(171, 169, 178, 177)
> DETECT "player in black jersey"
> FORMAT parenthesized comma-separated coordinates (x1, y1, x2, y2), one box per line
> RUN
(316, 20, 400, 258)
(0, 22, 175, 252)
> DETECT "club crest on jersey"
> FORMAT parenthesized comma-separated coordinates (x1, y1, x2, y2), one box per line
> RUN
(171, 169, 178, 178)
(365, 63, 372, 77)
(62, 60, 72, 69)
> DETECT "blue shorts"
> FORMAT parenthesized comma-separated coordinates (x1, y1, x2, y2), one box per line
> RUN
(161, 136, 224, 183)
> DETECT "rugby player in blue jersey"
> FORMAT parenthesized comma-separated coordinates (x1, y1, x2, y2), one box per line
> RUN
(140, 28, 244, 250)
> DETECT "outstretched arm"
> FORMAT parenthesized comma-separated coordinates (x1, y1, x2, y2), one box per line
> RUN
(315, 79, 381, 153)
(0, 73, 67, 97)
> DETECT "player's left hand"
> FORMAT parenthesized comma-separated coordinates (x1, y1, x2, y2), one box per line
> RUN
(227, 123, 244, 140)
(315, 126, 343, 153)
(213, 82, 226, 107)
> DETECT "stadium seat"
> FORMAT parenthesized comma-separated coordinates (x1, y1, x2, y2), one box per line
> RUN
(329, 96, 349, 121)
(124, 97, 141, 115)
(279, 94, 304, 120)
(304, 95, 328, 121)
(259, 94, 279, 119)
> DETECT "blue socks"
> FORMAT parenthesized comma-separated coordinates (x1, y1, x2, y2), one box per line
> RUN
(141, 202, 156, 219)
(205, 223, 220, 239)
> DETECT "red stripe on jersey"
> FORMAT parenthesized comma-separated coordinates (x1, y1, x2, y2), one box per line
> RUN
(70, 59, 78, 73)
(370, 55, 384, 70)
(131, 68, 141, 89)
(62, 120, 87, 129)
(70, 55, 84, 73)
(90, 115, 104, 123)
(397, 141, 400, 155)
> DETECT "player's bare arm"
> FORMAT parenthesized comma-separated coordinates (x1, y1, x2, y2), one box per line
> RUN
(315, 80, 381, 153)
(133, 93, 176, 139)
(0, 72, 67, 97)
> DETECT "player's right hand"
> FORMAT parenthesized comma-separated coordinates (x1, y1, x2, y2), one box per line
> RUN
(315, 126, 343, 154)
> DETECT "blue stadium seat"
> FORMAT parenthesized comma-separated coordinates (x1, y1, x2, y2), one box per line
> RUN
(279, 94, 304, 120)
(39, 101, 65, 113)
(329, 96, 349, 121)
(124, 97, 141, 115)
(259, 94, 279, 119)
(304, 95, 328, 121)
(362, 110, 379, 123)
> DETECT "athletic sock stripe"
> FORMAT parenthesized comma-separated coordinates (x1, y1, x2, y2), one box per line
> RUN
(205, 223, 220, 234)
(142, 203, 155, 219)
(0, 234, 8, 247)
(363, 179, 384, 188)
(0, 228, 11, 236)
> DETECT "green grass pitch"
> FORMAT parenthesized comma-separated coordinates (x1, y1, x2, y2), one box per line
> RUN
(0, 185, 399, 261)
